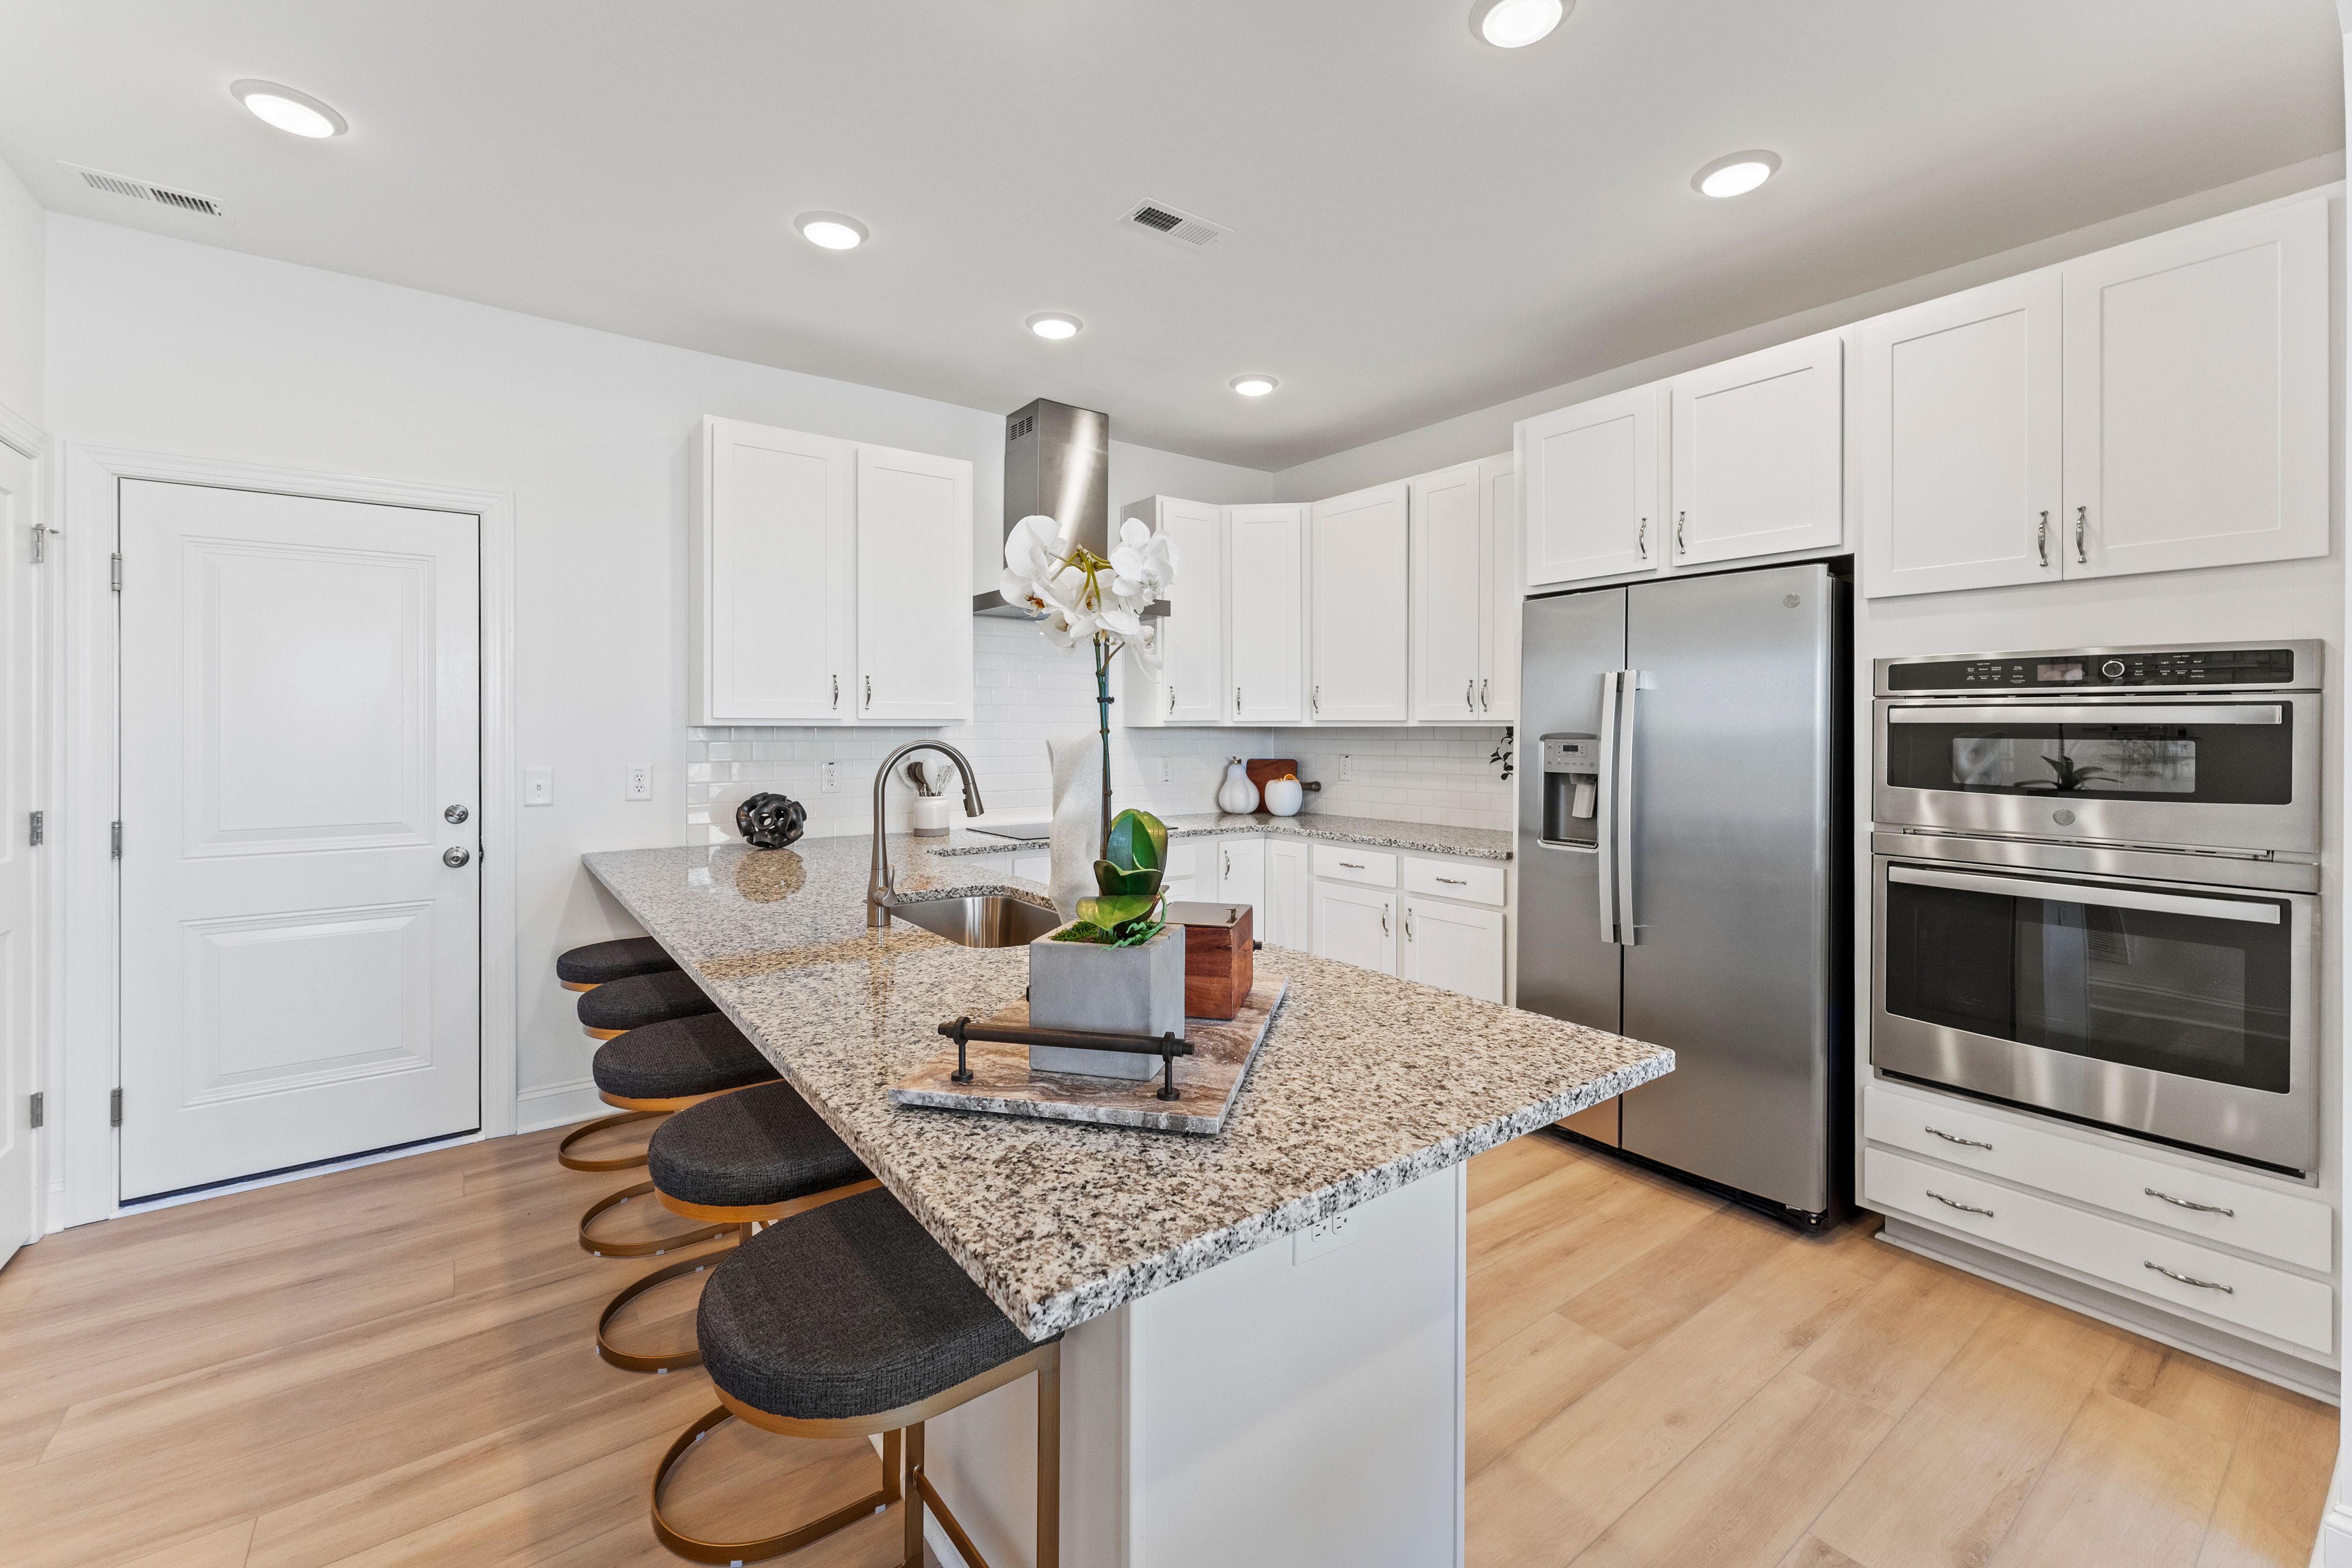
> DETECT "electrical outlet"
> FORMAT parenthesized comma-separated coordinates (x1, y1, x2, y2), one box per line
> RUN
(1292, 1210, 1360, 1265)
(523, 768, 553, 807)
(820, 759, 840, 795)
(624, 764, 652, 802)
(1339, 754, 1353, 783)
(1160, 756, 1174, 784)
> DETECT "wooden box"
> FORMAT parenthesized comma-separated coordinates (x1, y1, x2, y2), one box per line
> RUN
(1167, 900, 1254, 1021)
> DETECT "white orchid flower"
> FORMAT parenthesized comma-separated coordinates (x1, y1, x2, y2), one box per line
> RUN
(1004, 514, 1064, 578)
(1128, 619, 1164, 676)
(1099, 605, 1143, 639)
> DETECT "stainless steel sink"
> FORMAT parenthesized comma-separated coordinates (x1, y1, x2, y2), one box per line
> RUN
(891, 895, 1060, 948)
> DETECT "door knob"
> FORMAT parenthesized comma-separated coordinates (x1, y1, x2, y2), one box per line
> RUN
(444, 804, 469, 824)
(443, 846, 472, 868)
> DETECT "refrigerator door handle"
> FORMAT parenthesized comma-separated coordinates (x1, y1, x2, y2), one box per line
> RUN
(1594, 670, 1624, 943)
(1616, 670, 1644, 945)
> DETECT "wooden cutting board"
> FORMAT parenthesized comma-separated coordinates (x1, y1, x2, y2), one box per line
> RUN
(1245, 758, 1298, 800)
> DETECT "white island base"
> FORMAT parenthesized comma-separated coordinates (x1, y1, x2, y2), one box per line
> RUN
(899, 1163, 1468, 1567)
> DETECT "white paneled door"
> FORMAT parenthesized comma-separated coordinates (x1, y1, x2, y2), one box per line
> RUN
(118, 481, 481, 1202)
(0, 445, 34, 1262)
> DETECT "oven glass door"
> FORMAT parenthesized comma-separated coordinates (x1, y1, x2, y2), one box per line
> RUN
(1881, 702, 2291, 806)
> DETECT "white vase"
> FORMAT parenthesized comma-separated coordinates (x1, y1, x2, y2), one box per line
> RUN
(1216, 758, 1259, 815)
(909, 795, 950, 836)
(1262, 776, 1303, 817)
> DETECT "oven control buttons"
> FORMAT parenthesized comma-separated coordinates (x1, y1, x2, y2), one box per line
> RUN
(2101, 659, 2126, 679)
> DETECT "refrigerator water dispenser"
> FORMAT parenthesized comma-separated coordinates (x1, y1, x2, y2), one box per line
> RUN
(1540, 733, 1600, 848)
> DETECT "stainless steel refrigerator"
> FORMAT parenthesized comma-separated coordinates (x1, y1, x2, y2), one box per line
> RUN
(1517, 562, 1848, 1225)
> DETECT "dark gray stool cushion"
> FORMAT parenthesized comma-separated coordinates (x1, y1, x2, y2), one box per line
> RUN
(649, 1081, 869, 1210)
(577, 969, 718, 1033)
(558, 936, 677, 986)
(591, 1013, 779, 1100)
(698, 1187, 1053, 1421)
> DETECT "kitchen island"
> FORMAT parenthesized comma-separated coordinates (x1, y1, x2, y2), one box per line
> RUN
(584, 832, 1669, 1567)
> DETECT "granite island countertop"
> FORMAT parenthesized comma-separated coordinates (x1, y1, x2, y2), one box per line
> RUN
(582, 833, 1667, 1340)
(931, 810, 1513, 862)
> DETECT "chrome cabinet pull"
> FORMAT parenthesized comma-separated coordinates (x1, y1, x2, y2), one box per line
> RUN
(1437, 876, 1466, 885)
(1168, 684, 1176, 714)
(1223, 848, 1231, 878)
(1676, 511, 1687, 554)
(1235, 685, 1242, 716)
(1338, 861, 1365, 870)
(1637, 517, 1647, 559)
(832, 673, 840, 710)
(1465, 678, 1475, 712)
(2144, 1261, 2232, 1293)
(1925, 1189, 1992, 1218)
(1925, 1126, 1992, 1151)
(2036, 510, 2049, 567)
(1404, 907, 1415, 940)
(2075, 505, 2087, 565)
(1312, 685, 1320, 717)
(865, 675, 872, 709)
(2144, 1187, 2235, 1218)
(1380, 903, 1390, 935)
(1480, 679, 1490, 710)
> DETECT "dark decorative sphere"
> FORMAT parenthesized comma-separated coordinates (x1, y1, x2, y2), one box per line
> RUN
(736, 792, 807, 850)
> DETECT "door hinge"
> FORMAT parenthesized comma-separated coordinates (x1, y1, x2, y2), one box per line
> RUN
(110, 553, 123, 592)
(110, 1087, 123, 1128)
(29, 525, 47, 565)
(27, 810, 40, 847)
(27, 1091, 40, 1129)
(110, 821, 122, 859)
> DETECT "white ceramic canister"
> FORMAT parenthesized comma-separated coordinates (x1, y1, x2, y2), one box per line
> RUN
(1261, 774, 1303, 817)
(1216, 758, 1260, 815)
(910, 795, 952, 836)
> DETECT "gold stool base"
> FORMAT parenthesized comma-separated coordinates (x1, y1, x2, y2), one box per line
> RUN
(578, 1181, 733, 1259)
(651, 1413, 902, 1565)
(556, 1109, 660, 1172)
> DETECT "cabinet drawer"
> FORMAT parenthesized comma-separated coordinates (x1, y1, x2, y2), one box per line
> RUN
(1313, 845, 1397, 888)
(1864, 1147, 2332, 1354)
(1402, 857, 1504, 906)
(1864, 1080, 2330, 1273)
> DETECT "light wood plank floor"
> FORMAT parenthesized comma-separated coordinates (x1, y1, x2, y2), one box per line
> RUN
(0, 1124, 2333, 1567)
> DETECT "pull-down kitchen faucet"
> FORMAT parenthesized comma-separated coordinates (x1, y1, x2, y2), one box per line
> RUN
(869, 741, 986, 927)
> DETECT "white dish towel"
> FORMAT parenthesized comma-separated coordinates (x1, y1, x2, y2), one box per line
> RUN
(1046, 733, 1102, 922)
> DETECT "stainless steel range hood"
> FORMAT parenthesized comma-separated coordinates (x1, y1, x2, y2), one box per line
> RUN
(973, 398, 1110, 617)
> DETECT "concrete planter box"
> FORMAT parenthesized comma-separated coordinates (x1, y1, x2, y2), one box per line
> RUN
(1027, 921, 1187, 1080)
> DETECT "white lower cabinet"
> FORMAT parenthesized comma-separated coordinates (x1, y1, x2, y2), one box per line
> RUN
(1313, 880, 1396, 975)
(1399, 897, 1504, 1002)
(1159, 840, 1202, 905)
(1263, 839, 1312, 950)
(1214, 836, 1265, 917)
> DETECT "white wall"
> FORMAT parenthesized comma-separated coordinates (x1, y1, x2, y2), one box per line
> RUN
(40, 213, 1283, 1126)
(0, 156, 41, 426)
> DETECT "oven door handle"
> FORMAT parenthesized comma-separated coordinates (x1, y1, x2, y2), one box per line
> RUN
(1887, 704, 2282, 726)
(1888, 865, 2281, 925)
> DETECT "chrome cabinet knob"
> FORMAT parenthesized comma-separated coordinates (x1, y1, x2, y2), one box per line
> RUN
(443, 846, 472, 868)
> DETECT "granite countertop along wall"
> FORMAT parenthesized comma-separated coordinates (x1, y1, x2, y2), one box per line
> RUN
(932, 810, 1514, 862)
(582, 835, 1666, 1340)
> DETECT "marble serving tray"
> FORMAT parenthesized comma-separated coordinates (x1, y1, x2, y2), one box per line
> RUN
(891, 976, 1290, 1136)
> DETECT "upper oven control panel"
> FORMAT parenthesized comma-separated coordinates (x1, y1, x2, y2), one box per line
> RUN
(1877, 640, 2320, 696)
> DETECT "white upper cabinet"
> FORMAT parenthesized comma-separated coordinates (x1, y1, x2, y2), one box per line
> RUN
(1478, 454, 1519, 722)
(1669, 332, 1845, 568)
(1861, 272, 2062, 598)
(1310, 481, 1410, 722)
(855, 443, 973, 723)
(1119, 496, 1224, 728)
(692, 418, 856, 725)
(1228, 504, 1308, 724)
(1409, 462, 1484, 722)
(1520, 384, 1660, 589)
(2062, 198, 2328, 580)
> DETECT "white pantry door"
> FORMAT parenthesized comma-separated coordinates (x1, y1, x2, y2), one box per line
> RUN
(118, 481, 481, 1202)
(0, 444, 35, 1263)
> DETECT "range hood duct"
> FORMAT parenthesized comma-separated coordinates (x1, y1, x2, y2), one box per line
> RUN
(975, 398, 1112, 618)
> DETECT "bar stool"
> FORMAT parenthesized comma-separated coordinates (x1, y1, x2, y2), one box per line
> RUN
(579, 969, 718, 1041)
(652, 1187, 1061, 1567)
(558, 936, 679, 994)
(597, 1079, 877, 1374)
(555, 938, 685, 1172)
(576, 1014, 783, 1258)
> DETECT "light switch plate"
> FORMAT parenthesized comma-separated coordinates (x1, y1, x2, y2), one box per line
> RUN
(523, 768, 553, 807)
(624, 764, 652, 802)
(1292, 1210, 1360, 1265)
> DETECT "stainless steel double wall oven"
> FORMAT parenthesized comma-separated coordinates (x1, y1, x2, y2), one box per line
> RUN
(1872, 642, 2321, 1175)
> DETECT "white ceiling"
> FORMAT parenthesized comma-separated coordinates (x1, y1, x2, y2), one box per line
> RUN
(0, 1, 2339, 469)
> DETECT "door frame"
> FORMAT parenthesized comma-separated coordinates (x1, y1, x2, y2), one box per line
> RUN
(56, 445, 517, 1228)
(0, 401, 52, 1247)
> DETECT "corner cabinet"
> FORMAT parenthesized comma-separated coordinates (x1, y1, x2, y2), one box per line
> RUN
(1860, 193, 2328, 598)
(691, 416, 973, 726)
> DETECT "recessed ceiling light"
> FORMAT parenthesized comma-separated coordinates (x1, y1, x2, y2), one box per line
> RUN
(1469, 0, 1569, 48)
(1027, 312, 1083, 340)
(1692, 151, 1781, 199)
(230, 79, 346, 139)
(1230, 375, 1279, 398)
(795, 212, 869, 250)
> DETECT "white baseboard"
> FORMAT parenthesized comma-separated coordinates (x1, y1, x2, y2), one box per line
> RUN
(516, 1077, 605, 1134)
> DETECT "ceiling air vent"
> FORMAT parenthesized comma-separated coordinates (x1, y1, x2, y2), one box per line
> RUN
(60, 162, 225, 217)
(1121, 199, 1229, 252)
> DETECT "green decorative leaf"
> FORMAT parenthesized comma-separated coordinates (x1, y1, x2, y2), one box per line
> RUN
(1094, 859, 1163, 898)
(1076, 892, 1162, 931)
(1106, 809, 1167, 874)
(1107, 920, 1166, 947)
